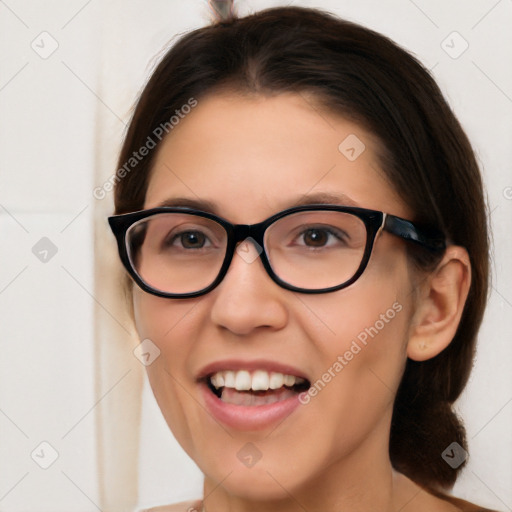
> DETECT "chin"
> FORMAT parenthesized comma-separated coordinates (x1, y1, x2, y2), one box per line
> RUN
(203, 463, 304, 502)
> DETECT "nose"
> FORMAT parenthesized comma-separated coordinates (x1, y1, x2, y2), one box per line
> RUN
(209, 239, 288, 336)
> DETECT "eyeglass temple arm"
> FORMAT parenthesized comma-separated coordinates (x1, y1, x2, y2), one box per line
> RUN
(383, 214, 446, 252)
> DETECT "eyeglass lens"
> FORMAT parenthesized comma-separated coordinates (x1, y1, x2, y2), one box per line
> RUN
(125, 211, 369, 294)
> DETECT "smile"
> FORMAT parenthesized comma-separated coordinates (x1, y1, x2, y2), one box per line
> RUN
(198, 363, 312, 430)
(207, 369, 309, 406)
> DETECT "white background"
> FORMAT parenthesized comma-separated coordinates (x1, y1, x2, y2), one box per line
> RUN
(0, 1, 510, 511)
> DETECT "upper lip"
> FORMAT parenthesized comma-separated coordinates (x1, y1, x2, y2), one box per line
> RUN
(196, 359, 310, 382)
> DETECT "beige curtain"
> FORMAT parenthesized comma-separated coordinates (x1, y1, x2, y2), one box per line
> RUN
(92, 10, 144, 511)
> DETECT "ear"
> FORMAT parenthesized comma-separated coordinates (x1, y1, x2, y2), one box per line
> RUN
(407, 246, 471, 361)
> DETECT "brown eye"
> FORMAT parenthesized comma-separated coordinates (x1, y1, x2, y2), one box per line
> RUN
(303, 229, 329, 247)
(179, 231, 207, 248)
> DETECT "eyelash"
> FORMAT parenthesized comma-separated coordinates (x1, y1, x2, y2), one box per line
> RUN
(291, 226, 348, 248)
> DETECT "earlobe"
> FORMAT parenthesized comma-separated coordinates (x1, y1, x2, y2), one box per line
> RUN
(407, 246, 471, 362)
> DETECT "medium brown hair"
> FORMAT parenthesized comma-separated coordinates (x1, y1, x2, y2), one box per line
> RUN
(113, 6, 489, 491)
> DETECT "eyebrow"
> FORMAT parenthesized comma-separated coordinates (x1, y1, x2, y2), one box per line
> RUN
(292, 192, 361, 208)
(154, 192, 361, 214)
(155, 197, 219, 213)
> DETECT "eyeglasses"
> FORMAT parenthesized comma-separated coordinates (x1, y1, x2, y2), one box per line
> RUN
(108, 205, 446, 298)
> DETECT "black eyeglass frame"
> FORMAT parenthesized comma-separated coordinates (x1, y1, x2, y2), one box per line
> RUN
(108, 205, 446, 299)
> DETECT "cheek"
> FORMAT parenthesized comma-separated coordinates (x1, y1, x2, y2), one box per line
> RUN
(299, 282, 410, 399)
(300, 244, 412, 360)
(133, 289, 203, 360)
(132, 289, 202, 455)
(134, 289, 181, 339)
(132, 289, 207, 384)
(296, 249, 414, 433)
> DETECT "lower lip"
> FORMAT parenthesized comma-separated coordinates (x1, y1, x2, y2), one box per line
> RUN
(200, 382, 302, 431)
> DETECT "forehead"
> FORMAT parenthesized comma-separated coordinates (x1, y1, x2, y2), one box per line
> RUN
(145, 92, 409, 222)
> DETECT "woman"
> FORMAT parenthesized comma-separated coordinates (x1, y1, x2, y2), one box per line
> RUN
(108, 5, 497, 511)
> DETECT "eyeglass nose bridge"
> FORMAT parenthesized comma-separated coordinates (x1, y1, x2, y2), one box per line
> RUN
(232, 223, 252, 244)
(223, 223, 271, 271)
(231, 222, 267, 248)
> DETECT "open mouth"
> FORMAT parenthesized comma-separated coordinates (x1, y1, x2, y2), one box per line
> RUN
(205, 370, 311, 406)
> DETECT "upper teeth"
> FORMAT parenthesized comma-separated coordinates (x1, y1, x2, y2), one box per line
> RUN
(209, 370, 306, 391)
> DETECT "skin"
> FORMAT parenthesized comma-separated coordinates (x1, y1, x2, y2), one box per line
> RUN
(133, 92, 471, 512)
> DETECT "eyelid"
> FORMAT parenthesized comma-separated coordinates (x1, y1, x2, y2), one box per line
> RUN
(286, 224, 348, 247)
(163, 223, 224, 249)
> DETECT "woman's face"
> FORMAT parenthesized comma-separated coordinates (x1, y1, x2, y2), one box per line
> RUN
(134, 92, 418, 501)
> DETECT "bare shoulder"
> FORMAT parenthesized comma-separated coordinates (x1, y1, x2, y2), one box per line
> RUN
(441, 497, 500, 512)
(395, 473, 499, 512)
(402, 492, 492, 512)
(137, 495, 501, 512)
(428, 487, 500, 512)
(138, 499, 202, 512)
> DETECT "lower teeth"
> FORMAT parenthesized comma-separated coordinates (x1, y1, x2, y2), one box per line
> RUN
(219, 386, 297, 406)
